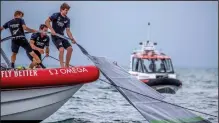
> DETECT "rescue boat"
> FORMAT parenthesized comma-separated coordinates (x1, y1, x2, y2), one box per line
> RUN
(128, 23, 182, 94)
(1, 66, 99, 121)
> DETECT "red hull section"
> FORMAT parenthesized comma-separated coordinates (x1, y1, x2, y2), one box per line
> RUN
(1, 66, 99, 89)
(140, 79, 149, 83)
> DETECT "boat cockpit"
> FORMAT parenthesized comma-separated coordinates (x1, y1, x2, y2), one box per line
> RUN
(131, 57, 174, 74)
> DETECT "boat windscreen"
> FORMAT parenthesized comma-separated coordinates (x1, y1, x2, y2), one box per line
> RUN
(132, 58, 174, 74)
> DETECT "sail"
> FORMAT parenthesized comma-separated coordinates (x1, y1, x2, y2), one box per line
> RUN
(76, 43, 211, 123)
(0, 32, 212, 122)
(1, 48, 10, 67)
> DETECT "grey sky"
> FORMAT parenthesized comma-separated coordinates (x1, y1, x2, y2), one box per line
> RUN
(1, 1, 218, 68)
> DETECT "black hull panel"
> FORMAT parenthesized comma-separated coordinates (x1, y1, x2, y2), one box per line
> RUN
(146, 78, 182, 87)
(145, 78, 182, 94)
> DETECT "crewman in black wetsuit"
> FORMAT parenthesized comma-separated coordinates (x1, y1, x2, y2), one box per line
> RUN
(26, 24, 50, 69)
(45, 2, 76, 68)
(0, 10, 45, 68)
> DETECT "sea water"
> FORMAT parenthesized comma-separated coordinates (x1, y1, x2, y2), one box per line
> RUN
(42, 68, 218, 123)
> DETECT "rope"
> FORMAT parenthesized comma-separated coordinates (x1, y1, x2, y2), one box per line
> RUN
(47, 54, 218, 118)
(98, 78, 218, 118)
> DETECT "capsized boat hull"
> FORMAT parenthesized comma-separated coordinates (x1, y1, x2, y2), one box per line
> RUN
(1, 66, 100, 121)
(1, 66, 99, 89)
(1, 85, 83, 121)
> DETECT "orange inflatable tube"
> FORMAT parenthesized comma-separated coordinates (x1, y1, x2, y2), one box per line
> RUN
(1, 66, 99, 89)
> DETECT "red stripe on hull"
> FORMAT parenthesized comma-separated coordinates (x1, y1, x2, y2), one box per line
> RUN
(1, 66, 99, 89)
(140, 79, 149, 83)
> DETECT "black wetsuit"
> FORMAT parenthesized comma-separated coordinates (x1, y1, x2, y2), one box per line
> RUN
(49, 12, 71, 49)
(26, 32, 50, 62)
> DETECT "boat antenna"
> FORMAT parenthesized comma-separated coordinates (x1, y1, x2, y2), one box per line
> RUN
(147, 22, 150, 43)
(142, 22, 151, 51)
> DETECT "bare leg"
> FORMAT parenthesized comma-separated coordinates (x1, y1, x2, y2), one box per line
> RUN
(29, 51, 41, 64)
(29, 59, 37, 69)
(11, 52, 17, 63)
(29, 52, 47, 69)
(11, 52, 17, 68)
(59, 47, 65, 68)
(65, 46, 73, 68)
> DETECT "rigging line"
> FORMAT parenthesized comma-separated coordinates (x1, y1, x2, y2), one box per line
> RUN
(46, 35, 218, 118)
(1, 48, 11, 67)
(47, 53, 218, 118)
(98, 78, 218, 118)
(0, 55, 47, 70)
(0, 65, 11, 70)
(73, 42, 218, 118)
(41, 56, 46, 62)
(3, 31, 217, 118)
(48, 55, 74, 67)
(1, 32, 32, 43)
(1, 32, 48, 68)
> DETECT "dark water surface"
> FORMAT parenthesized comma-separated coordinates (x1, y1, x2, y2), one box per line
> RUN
(43, 68, 218, 123)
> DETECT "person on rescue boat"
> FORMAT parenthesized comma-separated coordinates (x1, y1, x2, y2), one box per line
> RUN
(0, 10, 44, 69)
(45, 2, 76, 68)
(149, 62, 156, 72)
(158, 63, 165, 72)
(26, 24, 50, 69)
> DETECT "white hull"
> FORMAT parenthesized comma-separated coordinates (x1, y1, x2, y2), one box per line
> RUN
(1, 84, 83, 121)
(129, 71, 181, 94)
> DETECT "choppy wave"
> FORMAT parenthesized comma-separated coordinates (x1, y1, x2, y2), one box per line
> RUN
(43, 68, 218, 123)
